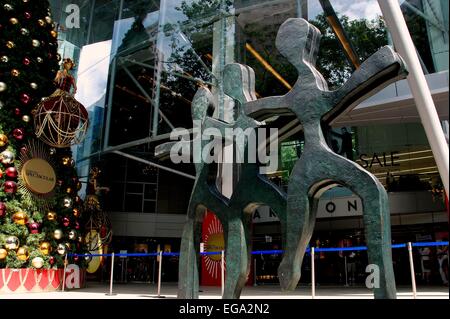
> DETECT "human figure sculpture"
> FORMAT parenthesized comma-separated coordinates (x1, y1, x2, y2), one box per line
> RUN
(243, 18, 408, 299)
(155, 64, 286, 299)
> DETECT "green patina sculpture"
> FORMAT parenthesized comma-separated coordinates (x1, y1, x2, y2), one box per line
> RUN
(156, 64, 286, 299)
(157, 18, 408, 299)
(243, 18, 408, 299)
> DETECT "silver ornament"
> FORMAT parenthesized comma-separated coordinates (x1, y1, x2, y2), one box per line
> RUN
(57, 243, 66, 255)
(30, 82, 38, 89)
(0, 82, 7, 92)
(0, 56, 8, 63)
(32, 39, 40, 47)
(1, 150, 14, 164)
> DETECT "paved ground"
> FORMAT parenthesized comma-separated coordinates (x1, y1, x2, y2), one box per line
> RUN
(1, 282, 448, 299)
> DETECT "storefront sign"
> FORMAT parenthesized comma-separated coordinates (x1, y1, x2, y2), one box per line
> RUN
(359, 151, 400, 169)
(21, 158, 56, 195)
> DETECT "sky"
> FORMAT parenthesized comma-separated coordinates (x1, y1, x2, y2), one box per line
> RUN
(308, 0, 383, 21)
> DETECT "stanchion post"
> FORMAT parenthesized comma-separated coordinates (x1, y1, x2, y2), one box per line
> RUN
(62, 254, 68, 292)
(221, 250, 225, 297)
(157, 251, 163, 297)
(344, 255, 348, 287)
(407, 242, 417, 299)
(106, 253, 116, 296)
(253, 256, 257, 287)
(311, 247, 315, 299)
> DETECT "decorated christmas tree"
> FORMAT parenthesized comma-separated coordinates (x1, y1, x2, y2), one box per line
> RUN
(0, 0, 87, 271)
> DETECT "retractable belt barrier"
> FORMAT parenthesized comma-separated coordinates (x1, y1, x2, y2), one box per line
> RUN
(65, 241, 448, 298)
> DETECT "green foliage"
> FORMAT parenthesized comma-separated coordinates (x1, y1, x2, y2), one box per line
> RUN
(310, 13, 388, 88)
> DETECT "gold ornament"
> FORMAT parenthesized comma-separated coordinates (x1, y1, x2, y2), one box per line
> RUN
(12, 211, 29, 225)
(62, 156, 71, 166)
(47, 211, 57, 221)
(9, 18, 19, 25)
(5, 236, 19, 250)
(0, 248, 7, 260)
(22, 115, 31, 123)
(39, 242, 51, 255)
(72, 208, 80, 218)
(6, 41, 15, 49)
(17, 247, 29, 261)
(11, 69, 20, 77)
(50, 30, 57, 38)
(0, 134, 8, 147)
(45, 16, 52, 24)
(31, 257, 44, 268)
(66, 187, 72, 194)
(38, 19, 45, 26)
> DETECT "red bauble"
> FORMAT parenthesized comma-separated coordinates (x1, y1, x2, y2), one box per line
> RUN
(28, 222, 40, 234)
(73, 255, 79, 262)
(4, 181, 17, 194)
(74, 221, 80, 230)
(0, 202, 6, 218)
(15, 108, 21, 116)
(5, 167, 18, 179)
(12, 128, 24, 140)
(20, 93, 31, 105)
(23, 58, 31, 66)
(49, 256, 55, 265)
(24, 12, 31, 19)
(0, 169, 3, 178)
(62, 217, 70, 227)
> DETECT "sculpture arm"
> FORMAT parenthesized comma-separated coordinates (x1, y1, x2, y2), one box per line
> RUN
(324, 46, 408, 124)
(244, 95, 291, 121)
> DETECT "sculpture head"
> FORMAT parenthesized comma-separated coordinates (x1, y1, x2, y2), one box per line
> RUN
(191, 86, 215, 123)
(275, 18, 322, 76)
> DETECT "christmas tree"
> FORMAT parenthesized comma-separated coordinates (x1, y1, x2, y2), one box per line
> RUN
(0, 0, 87, 270)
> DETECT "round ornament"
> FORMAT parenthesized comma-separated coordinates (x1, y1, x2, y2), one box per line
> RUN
(0, 56, 8, 63)
(0, 150, 14, 164)
(17, 247, 29, 261)
(9, 18, 19, 25)
(30, 82, 38, 90)
(28, 222, 40, 234)
(68, 230, 77, 240)
(5, 166, 18, 179)
(11, 69, 20, 77)
(0, 202, 6, 218)
(6, 41, 15, 49)
(47, 211, 57, 221)
(0, 249, 7, 260)
(39, 242, 51, 255)
(32, 39, 40, 47)
(31, 257, 44, 268)
(20, 28, 29, 36)
(13, 128, 24, 140)
(56, 243, 66, 255)
(0, 82, 7, 92)
(0, 134, 8, 146)
(54, 229, 63, 240)
(4, 181, 17, 194)
(12, 211, 28, 225)
(5, 236, 19, 250)
(63, 197, 73, 208)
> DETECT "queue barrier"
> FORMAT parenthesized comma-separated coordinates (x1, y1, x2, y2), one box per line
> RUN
(66, 241, 448, 298)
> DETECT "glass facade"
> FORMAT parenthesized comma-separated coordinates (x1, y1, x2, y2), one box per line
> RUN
(48, 0, 448, 284)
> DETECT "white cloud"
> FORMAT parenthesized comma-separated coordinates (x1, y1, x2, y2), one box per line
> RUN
(309, 0, 382, 21)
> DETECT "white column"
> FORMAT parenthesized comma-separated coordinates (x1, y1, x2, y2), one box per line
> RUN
(378, 0, 449, 196)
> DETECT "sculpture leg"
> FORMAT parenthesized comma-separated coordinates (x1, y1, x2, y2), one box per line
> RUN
(223, 216, 248, 299)
(325, 155, 397, 299)
(177, 219, 199, 299)
(278, 170, 316, 291)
